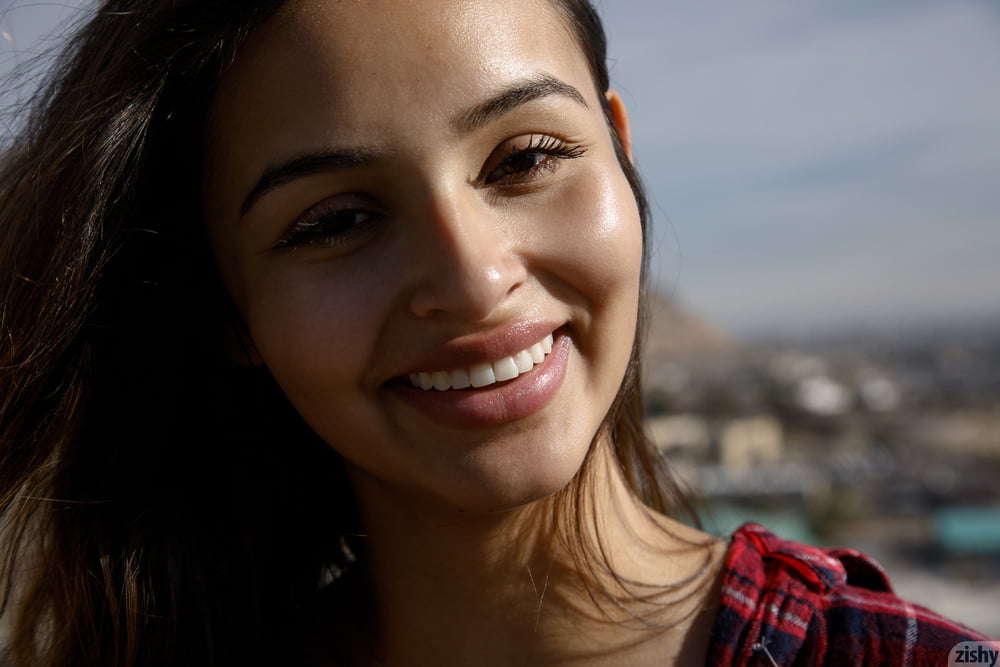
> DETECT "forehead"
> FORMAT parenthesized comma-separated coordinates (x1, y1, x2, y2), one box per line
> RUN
(203, 0, 594, 217)
(235, 0, 580, 90)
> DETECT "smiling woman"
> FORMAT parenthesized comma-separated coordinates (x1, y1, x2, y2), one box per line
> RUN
(202, 0, 646, 517)
(0, 1, 991, 666)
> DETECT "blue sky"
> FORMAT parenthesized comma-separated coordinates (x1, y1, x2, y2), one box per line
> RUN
(3, 0, 999, 336)
(599, 0, 1000, 335)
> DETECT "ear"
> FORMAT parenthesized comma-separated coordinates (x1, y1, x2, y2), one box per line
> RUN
(605, 89, 634, 162)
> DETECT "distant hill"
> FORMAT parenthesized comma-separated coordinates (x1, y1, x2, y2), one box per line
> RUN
(643, 290, 731, 359)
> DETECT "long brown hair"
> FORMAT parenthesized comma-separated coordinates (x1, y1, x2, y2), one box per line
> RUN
(0, 1, 697, 664)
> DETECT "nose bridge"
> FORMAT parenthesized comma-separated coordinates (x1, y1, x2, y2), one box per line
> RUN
(407, 184, 525, 320)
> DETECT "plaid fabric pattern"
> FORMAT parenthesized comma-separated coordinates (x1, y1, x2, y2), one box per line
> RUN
(706, 523, 994, 666)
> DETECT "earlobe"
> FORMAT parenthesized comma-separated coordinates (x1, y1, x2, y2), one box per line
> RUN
(605, 90, 634, 162)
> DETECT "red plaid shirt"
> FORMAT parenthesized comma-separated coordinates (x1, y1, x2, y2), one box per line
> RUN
(706, 523, 994, 665)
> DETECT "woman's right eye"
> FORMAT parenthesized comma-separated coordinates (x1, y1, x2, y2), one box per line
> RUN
(273, 198, 384, 250)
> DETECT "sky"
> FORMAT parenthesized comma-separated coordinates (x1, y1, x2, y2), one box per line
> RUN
(3, 0, 999, 337)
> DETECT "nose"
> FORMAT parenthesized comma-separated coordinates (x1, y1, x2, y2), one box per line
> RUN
(407, 186, 526, 321)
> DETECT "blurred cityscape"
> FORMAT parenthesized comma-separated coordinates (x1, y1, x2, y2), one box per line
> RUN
(643, 292, 1000, 637)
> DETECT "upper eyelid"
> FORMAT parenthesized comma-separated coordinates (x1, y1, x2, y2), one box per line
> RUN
(241, 170, 380, 232)
(273, 189, 373, 227)
(483, 134, 585, 174)
(240, 149, 382, 220)
(492, 133, 585, 159)
(274, 197, 385, 249)
(293, 192, 381, 224)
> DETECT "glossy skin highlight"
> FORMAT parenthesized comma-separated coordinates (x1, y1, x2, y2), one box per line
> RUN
(203, 0, 643, 515)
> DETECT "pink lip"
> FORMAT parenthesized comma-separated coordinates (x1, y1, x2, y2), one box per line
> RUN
(389, 330, 570, 430)
(398, 320, 560, 375)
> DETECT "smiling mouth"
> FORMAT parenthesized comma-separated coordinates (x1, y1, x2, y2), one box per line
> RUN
(407, 333, 554, 391)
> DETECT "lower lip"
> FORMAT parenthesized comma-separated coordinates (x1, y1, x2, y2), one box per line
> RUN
(389, 332, 571, 430)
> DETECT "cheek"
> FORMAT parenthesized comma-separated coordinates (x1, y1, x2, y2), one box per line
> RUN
(547, 166, 643, 393)
(240, 262, 384, 405)
(585, 171, 643, 290)
(532, 165, 643, 308)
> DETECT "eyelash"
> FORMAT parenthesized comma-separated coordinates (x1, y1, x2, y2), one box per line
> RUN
(272, 199, 383, 250)
(272, 134, 586, 250)
(485, 134, 586, 186)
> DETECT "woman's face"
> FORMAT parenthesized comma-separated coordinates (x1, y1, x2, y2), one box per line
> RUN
(203, 0, 642, 513)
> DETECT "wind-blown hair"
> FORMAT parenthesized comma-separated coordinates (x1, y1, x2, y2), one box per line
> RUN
(0, 1, 696, 664)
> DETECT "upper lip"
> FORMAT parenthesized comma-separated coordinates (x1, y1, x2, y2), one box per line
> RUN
(395, 320, 561, 376)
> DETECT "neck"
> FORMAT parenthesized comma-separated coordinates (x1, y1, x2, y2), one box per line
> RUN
(342, 444, 724, 666)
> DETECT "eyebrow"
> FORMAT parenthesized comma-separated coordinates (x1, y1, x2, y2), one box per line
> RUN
(239, 148, 379, 217)
(455, 75, 589, 134)
(238, 75, 589, 218)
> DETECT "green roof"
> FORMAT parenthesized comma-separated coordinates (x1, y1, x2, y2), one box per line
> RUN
(933, 506, 1000, 555)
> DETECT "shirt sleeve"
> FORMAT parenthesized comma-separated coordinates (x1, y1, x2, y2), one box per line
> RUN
(706, 523, 994, 666)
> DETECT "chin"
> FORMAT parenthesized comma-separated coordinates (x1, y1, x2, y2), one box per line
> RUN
(433, 434, 595, 515)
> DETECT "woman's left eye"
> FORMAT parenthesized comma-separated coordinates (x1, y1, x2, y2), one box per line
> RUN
(484, 134, 586, 186)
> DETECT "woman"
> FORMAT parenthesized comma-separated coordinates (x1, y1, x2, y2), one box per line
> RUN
(0, 1, 990, 665)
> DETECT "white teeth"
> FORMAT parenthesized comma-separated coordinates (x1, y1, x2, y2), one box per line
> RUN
(432, 371, 451, 391)
(528, 343, 545, 364)
(492, 357, 519, 382)
(408, 333, 555, 391)
(418, 372, 434, 390)
(449, 368, 471, 389)
(514, 350, 534, 373)
(469, 363, 496, 388)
